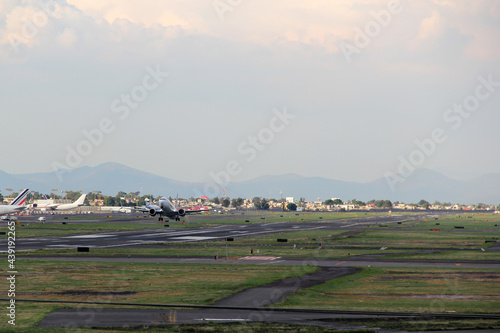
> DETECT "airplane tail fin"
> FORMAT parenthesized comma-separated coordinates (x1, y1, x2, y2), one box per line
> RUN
(75, 194, 87, 205)
(10, 189, 30, 206)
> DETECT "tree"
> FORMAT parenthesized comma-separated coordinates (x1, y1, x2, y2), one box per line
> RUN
(260, 198, 270, 210)
(211, 197, 220, 205)
(351, 199, 366, 206)
(324, 199, 335, 205)
(418, 199, 430, 209)
(374, 200, 392, 208)
(231, 198, 244, 209)
(287, 202, 297, 211)
(332, 198, 343, 205)
(104, 196, 116, 206)
(253, 197, 269, 210)
(221, 198, 231, 207)
(137, 195, 154, 206)
(252, 197, 261, 209)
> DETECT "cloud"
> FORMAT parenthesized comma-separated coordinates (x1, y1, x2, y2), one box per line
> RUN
(0, 0, 498, 184)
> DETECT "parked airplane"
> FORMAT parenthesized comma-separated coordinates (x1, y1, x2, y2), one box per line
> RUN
(137, 196, 209, 222)
(0, 189, 30, 216)
(33, 193, 87, 211)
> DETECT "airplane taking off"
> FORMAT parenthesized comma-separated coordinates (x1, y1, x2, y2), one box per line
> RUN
(137, 196, 209, 222)
(34, 193, 87, 211)
(0, 189, 30, 216)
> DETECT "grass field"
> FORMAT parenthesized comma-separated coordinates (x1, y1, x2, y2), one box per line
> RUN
(1, 320, 375, 333)
(410, 213, 500, 231)
(9, 221, 162, 238)
(276, 267, 500, 314)
(3, 261, 499, 331)
(0, 260, 318, 329)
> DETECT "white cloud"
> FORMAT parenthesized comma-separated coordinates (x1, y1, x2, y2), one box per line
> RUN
(56, 27, 77, 47)
(0, 0, 498, 184)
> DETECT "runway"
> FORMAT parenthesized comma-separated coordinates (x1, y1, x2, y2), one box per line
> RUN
(4, 212, 444, 252)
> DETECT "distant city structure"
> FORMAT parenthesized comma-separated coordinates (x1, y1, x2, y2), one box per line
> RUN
(1, 189, 499, 215)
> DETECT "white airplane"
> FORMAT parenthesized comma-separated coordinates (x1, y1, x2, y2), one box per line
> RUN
(137, 196, 209, 222)
(0, 189, 30, 216)
(34, 193, 87, 211)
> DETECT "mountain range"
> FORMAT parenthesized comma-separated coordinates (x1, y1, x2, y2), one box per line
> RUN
(0, 163, 498, 204)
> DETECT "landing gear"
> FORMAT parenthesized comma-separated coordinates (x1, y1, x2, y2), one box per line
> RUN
(159, 217, 163, 222)
(175, 217, 180, 221)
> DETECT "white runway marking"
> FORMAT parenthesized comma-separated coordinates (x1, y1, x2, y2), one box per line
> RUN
(140, 230, 220, 238)
(48, 245, 89, 248)
(197, 318, 248, 322)
(65, 234, 115, 238)
(341, 219, 407, 228)
(172, 236, 216, 241)
(239, 256, 281, 261)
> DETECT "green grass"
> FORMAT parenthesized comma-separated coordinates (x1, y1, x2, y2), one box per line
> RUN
(0, 260, 318, 329)
(1, 320, 373, 332)
(410, 213, 500, 230)
(276, 267, 500, 313)
(387, 250, 500, 261)
(333, 318, 500, 331)
(333, 230, 498, 249)
(5, 221, 162, 238)
(19, 246, 417, 259)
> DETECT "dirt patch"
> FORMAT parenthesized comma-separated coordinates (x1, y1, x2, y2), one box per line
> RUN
(214, 267, 361, 307)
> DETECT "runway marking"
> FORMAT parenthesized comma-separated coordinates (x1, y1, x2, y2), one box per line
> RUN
(140, 230, 221, 237)
(65, 234, 115, 239)
(99, 241, 160, 248)
(228, 226, 325, 238)
(48, 245, 89, 248)
(172, 236, 216, 241)
(239, 256, 281, 261)
(197, 318, 248, 322)
(341, 219, 410, 228)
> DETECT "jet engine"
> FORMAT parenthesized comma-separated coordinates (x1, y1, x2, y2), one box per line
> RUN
(178, 208, 186, 216)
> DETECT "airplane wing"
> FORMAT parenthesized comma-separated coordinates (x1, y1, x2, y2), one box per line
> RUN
(134, 206, 149, 213)
(135, 204, 163, 216)
(182, 206, 211, 214)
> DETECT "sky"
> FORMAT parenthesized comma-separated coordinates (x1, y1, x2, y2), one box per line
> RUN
(1, 0, 500, 190)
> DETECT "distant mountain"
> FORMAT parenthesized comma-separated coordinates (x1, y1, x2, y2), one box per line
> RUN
(0, 163, 498, 204)
(0, 163, 195, 198)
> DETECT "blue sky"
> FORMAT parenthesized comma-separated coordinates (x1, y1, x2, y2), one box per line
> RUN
(1, 0, 499, 186)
